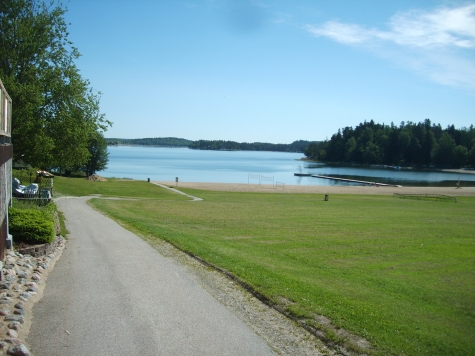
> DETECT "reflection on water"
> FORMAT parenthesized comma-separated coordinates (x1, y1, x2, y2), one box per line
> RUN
(101, 146, 475, 187)
(303, 163, 475, 187)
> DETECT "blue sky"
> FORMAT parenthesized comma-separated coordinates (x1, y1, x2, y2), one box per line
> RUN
(64, 0, 475, 143)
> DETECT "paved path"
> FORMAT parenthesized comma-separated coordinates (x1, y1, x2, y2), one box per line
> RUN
(151, 182, 203, 201)
(27, 196, 275, 356)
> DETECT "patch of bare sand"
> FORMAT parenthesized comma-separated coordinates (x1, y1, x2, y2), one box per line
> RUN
(441, 168, 475, 175)
(157, 181, 475, 196)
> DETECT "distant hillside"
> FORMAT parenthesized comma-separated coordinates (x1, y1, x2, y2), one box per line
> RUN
(106, 137, 313, 153)
(106, 137, 192, 147)
(188, 140, 312, 153)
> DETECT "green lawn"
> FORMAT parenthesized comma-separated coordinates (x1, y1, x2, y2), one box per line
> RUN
(13, 170, 187, 200)
(51, 176, 474, 355)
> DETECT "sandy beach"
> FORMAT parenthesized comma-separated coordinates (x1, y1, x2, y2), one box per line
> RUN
(156, 181, 475, 196)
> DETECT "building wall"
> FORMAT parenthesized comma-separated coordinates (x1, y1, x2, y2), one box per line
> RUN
(0, 144, 12, 261)
(1, 79, 13, 262)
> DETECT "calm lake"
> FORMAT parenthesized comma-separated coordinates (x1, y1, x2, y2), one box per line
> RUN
(101, 146, 475, 187)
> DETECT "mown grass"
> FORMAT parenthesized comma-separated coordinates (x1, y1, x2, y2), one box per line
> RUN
(12, 170, 187, 200)
(50, 176, 475, 355)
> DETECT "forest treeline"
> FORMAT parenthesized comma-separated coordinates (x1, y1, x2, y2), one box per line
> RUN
(106, 137, 192, 146)
(305, 119, 475, 168)
(107, 138, 312, 153)
(188, 140, 311, 152)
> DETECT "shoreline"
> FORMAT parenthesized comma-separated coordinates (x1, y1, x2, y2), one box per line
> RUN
(441, 168, 475, 175)
(156, 181, 475, 196)
(300, 159, 475, 175)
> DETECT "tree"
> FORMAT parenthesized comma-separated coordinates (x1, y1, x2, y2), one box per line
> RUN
(434, 132, 455, 165)
(345, 137, 356, 161)
(398, 131, 411, 164)
(452, 145, 468, 168)
(81, 133, 109, 176)
(421, 130, 436, 166)
(0, 0, 111, 169)
(363, 142, 379, 164)
(468, 143, 475, 168)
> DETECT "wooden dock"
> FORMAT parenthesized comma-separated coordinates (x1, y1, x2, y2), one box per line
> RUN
(312, 175, 400, 187)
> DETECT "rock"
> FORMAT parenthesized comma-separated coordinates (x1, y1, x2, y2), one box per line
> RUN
(16, 273, 27, 279)
(31, 274, 40, 281)
(5, 316, 24, 324)
(18, 293, 30, 299)
(0, 309, 10, 316)
(7, 329, 18, 338)
(13, 310, 24, 316)
(8, 322, 21, 331)
(6, 344, 30, 356)
(14, 303, 24, 310)
(25, 287, 37, 293)
(0, 341, 7, 349)
(0, 283, 11, 291)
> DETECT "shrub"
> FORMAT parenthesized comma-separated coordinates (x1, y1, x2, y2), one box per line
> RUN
(9, 207, 55, 244)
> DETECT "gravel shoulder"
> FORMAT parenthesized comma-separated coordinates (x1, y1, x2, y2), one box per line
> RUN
(140, 235, 334, 356)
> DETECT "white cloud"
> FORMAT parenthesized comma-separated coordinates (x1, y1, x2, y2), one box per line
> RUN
(306, 22, 377, 44)
(306, 3, 475, 89)
(388, 4, 475, 48)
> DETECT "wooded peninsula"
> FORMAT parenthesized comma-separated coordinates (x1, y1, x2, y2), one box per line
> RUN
(305, 120, 475, 168)
(106, 138, 311, 153)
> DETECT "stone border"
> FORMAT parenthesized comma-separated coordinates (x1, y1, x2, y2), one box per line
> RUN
(16, 235, 63, 258)
(1, 237, 66, 355)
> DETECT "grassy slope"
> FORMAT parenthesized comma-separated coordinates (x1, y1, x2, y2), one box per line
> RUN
(49, 175, 474, 355)
(13, 170, 188, 199)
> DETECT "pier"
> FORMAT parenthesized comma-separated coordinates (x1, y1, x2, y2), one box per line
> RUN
(311, 175, 401, 187)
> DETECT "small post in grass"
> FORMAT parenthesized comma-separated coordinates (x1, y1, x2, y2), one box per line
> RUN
(324, 194, 329, 201)
(176, 177, 178, 187)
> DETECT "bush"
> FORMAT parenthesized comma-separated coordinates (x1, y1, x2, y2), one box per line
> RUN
(9, 207, 55, 244)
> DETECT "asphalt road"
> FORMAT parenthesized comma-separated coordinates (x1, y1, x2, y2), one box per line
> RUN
(27, 196, 275, 356)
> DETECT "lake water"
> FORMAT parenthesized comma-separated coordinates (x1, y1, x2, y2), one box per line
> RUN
(101, 146, 475, 187)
